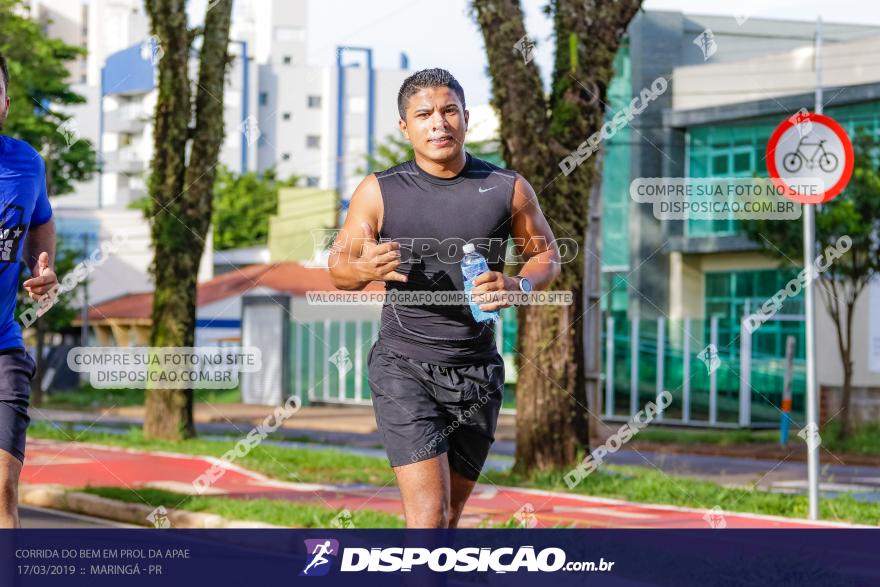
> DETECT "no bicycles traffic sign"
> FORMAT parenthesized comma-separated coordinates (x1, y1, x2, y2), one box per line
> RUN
(766, 111, 853, 204)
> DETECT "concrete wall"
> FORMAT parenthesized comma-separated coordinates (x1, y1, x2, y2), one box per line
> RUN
(815, 279, 880, 389)
(674, 36, 880, 111)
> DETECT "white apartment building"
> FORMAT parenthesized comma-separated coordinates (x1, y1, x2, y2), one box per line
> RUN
(26, 0, 411, 304)
(231, 0, 410, 201)
(33, 0, 410, 209)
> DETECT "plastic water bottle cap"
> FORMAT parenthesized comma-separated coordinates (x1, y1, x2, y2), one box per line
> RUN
(463, 243, 475, 254)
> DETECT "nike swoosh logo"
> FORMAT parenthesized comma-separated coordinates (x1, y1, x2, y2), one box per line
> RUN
(478, 186, 497, 193)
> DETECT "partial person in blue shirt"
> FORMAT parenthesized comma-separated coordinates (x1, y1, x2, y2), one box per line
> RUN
(0, 52, 59, 529)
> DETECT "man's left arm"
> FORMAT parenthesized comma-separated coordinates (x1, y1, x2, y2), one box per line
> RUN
(22, 219, 58, 302)
(471, 174, 561, 311)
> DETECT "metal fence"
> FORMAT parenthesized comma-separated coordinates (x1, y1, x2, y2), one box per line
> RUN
(290, 315, 512, 407)
(288, 313, 805, 428)
(602, 316, 806, 427)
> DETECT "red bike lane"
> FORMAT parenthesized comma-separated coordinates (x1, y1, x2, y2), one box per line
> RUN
(21, 439, 864, 529)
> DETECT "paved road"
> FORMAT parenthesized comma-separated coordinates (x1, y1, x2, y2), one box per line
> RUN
(20, 505, 134, 528)
(21, 438, 863, 529)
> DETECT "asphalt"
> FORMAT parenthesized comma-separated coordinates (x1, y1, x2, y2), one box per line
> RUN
(20, 505, 135, 528)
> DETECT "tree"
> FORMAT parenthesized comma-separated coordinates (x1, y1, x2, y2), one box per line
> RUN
(143, 0, 233, 440)
(212, 166, 297, 251)
(741, 131, 880, 439)
(0, 0, 97, 196)
(472, 0, 642, 473)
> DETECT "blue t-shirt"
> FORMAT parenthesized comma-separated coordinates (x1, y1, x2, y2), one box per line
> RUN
(0, 135, 53, 351)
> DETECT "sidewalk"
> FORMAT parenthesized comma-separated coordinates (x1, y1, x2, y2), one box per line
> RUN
(21, 438, 863, 529)
(40, 403, 518, 440)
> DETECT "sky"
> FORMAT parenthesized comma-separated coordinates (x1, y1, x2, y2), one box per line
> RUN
(186, 0, 880, 107)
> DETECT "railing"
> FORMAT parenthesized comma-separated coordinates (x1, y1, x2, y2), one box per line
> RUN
(291, 319, 380, 405)
(290, 314, 512, 407)
(288, 313, 805, 428)
(602, 316, 805, 427)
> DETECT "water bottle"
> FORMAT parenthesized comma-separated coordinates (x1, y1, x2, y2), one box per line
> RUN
(461, 243, 499, 324)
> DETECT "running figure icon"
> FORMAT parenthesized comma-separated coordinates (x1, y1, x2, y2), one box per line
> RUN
(302, 540, 335, 575)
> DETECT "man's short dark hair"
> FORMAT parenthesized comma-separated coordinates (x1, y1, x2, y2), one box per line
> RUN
(397, 68, 465, 120)
(0, 53, 8, 93)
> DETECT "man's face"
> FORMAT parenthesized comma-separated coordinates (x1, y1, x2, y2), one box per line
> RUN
(399, 86, 468, 162)
(0, 80, 9, 131)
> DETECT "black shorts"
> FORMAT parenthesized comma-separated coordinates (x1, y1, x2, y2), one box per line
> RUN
(0, 348, 35, 463)
(367, 342, 504, 482)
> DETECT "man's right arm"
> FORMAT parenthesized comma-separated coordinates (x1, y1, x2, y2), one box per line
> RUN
(328, 174, 407, 290)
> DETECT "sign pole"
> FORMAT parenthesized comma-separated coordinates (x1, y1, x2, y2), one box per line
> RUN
(803, 15, 823, 521)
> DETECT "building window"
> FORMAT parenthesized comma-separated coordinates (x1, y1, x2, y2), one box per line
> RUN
(306, 135, 321, 149)
(305, 176, 320, 187)
(705, 269, 804, 355)
(283, 56, 292, 65)
(282, 112, 291, 121)
(307, 95, 322, 109)
(259, 92, 268, 106)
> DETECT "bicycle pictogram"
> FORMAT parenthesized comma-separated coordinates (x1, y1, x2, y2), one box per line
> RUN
(782, 136, 839, 173)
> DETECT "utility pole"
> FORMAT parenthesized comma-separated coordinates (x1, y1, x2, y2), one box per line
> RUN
(80, 232, 89, 347)
(803, 15, 823, 520)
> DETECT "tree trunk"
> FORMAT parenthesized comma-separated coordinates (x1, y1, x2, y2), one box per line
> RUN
(838, 298, 856, 439)
(473, 0, 641, 473)
(143, 0, 233, 440)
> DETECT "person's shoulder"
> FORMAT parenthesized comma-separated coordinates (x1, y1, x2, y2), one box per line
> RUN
(1, 136, 44, 168)
(468, 153, 517, 180)
(374, 159, 416, 180)
(2, 135, 40, 157)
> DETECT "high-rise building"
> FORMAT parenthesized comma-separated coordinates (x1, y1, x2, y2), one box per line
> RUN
(33, 0, 410, 210)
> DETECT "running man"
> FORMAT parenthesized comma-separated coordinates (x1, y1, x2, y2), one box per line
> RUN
(0, 53, 58, 528)
(302, 541, 335, 575)
(329, 68, 560, 528)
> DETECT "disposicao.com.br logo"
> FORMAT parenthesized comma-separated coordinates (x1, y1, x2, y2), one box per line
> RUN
(300, 539, 339, 577)
(298, 540, 610, 574)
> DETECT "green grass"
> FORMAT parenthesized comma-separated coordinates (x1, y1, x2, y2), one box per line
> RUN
(822, 422, 880, 456)
(485, 464, 880, 526)
(29, 421, 880, 526)
(43, 385, 241, 410)
(635, 423, 880, 459)
(78, 486, 404, 528)
(29, 421, 396, 486)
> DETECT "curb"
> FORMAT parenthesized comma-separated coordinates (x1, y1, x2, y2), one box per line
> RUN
(18, 484, 286, 529)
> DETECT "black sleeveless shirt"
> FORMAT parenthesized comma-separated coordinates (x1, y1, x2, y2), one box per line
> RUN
(375, 152, 516, 366)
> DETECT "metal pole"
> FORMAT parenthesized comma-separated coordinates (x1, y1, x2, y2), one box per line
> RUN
(803, 15, 823, 520)
(605, 316, 614, 418)
(781, 335, 796, 445)
(80, 233, 89, 347)
(238, 40, 250, 174)
(656, 317, 665, 419)
(709, 315, 718, 426)
(98, 69, 105, 208)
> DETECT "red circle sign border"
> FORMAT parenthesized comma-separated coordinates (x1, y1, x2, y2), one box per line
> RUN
(765, 112, 854, 204)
